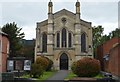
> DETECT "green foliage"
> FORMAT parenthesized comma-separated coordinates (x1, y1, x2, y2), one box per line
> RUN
(45, 57, 53, 71)
(17, 39, 35, 62)
(64, 71, 77, 80)
(30, 57, 53, 78)
(38, 70, 57, 80)
(109, 28, 120, 38)
(71, 57, 101, 77)
(23, 70, 57, 80)
(92, 26, 104, 56)
(30, 63, 44, 78)
(71, 62, 77, 74)
(93, 26, 120, 57)
(36, 56, 49, 70)
(2, 22, 25, 57)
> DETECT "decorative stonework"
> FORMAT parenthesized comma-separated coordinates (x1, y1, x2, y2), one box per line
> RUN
(35, 1, 93, 70)
(61, 17, 67, 25)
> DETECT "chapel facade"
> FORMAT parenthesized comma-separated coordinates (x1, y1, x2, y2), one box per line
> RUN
(35, 0, 93, 70)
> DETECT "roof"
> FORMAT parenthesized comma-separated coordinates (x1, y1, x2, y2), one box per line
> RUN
(21, 39, 35, 46)
(37, 9, 91, 27)
(110, 43, 120, 52)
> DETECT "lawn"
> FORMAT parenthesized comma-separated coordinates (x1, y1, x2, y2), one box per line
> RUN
(64, 71, 77, 80)
(64, 71, 104, 80)
(21, 70, 57, 80)
(38, 70, 57, 80)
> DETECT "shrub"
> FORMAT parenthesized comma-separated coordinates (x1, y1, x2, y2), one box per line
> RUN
(36, 56, 49, 70)
(71, 57, 101, 77)
(45, 57, 53, 71)
(30, 63, 44, 78)
(71, 61, 77, 74)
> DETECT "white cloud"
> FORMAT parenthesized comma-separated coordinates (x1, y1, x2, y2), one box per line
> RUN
(0, 1, 118, 39)
(21, 25, 36, 40)
(92, 22, 118, 35)
(118, 1, 120, 28)
(102, 22, 118, 35)
(2, 2, 47, 26)
(0, 0, 119, 2)
(0, 3, 2, 26)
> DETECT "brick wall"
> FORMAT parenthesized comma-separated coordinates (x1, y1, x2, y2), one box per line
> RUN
(109, 44, 120, 77)
(1, 35, 9, 72)
(96, 44, 104, 70)
(96, 37, 120, 76)
(102, 37, 119, 56)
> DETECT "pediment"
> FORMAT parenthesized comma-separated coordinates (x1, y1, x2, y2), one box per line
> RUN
(54, 9, 75, 19)
(37, 9, 92, 28)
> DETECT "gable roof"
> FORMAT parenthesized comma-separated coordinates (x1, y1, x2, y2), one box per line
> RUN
(54, 9, 75, 19)
(37, 9, 91, 27)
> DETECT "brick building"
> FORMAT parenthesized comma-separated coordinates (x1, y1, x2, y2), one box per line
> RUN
(109, 43, 120, 78)
(96, 37, 120, 78)
(0, 28, 9, 72)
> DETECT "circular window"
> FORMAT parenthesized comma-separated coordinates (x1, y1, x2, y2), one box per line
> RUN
(61, 17, 67, 24)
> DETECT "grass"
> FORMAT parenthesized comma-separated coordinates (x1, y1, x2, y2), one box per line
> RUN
(65, 71, 104, 80)
(21, 70, 57, 81)
(64, 71, 77, 80)
(38, 70, 57, 80)
(21, 74, 30, 78)
(95, 73, 104, 79)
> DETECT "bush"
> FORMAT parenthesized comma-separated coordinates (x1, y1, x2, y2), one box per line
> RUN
(45, 57, 53, 71)
(36, 56, 49, 70)
(71, 57, 101, 77)
(30, 63, 44, 78)
(71, 61, 77, 74)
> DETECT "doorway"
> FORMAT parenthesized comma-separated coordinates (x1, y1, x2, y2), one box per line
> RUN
(60, 53, 68, 70)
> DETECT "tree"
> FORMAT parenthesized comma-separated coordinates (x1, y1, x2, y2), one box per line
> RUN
(2, 22, 25, 57)
(92, 26, 120, 57)
(92, 26, 104, 56)
(17, 39, 35, 62)
(109, 28, 120, 38)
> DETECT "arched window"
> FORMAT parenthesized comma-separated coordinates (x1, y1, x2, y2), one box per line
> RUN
(68, 32, 72, 47)
(62, 28, 67, 47)
(42, 32, 47, 52)
(56, 32, 60, 47)
(81, 33, 86, 52)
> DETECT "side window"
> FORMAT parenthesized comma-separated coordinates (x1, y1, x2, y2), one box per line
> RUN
(68, 32, 72, 47)
(56, 32, 60, 47)
(42, 32, 47, 52)
(81, 33, 86, 52)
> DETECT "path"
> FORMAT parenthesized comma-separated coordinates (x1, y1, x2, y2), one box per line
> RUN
(45, 70, 69, 82)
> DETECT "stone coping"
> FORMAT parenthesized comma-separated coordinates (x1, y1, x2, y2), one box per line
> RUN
(70, 77, 97, 81)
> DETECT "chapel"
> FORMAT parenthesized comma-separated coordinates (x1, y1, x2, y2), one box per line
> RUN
(35, 0, 93, 70)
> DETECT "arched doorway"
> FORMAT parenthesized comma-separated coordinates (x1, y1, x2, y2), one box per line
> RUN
(60, 53, 68, 70)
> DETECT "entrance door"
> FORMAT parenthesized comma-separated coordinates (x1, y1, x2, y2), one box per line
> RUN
(60, 53, 68, 70)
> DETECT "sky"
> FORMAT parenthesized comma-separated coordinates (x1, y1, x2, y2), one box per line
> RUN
(0, 0, 119, 40)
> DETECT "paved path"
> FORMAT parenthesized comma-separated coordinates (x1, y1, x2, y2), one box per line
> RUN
(45, 70, 69, 82)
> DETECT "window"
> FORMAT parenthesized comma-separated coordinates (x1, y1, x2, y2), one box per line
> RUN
(56, 28, 72, 48)
(56, 32, 60, 47)
(42, 32, 47, 52)
(81, 33, 86, 52)
(68, 32, 72, 47)
(62, 28, 67, 47)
